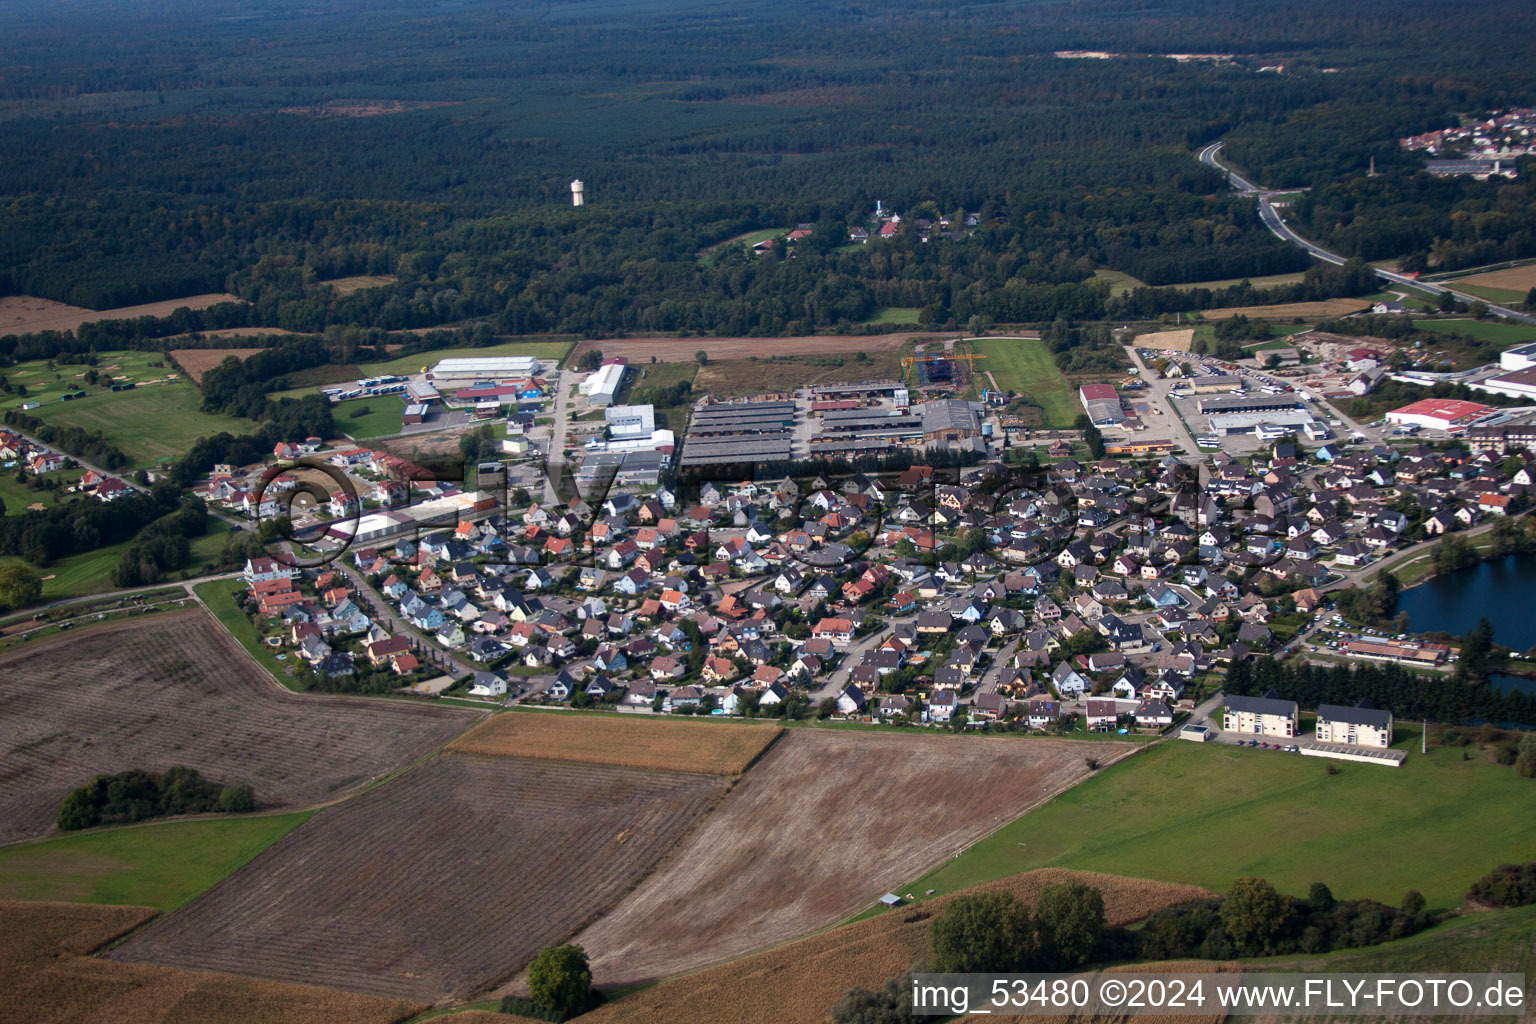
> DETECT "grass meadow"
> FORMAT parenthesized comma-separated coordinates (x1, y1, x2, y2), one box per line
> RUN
(971, 337, 1079, 427)
(904, 735, 1536, 911)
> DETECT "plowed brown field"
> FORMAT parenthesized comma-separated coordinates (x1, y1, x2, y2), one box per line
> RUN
(0, 293, 240, 335)
(572, 332, 928, 364)
(169, 347, 264, 381)
(0, 901, 425, 1024)
(0, 612, 476, 842)
(570, 731, 1103, 985)
(447, 712, 781, 774)
(111, 754, 729, 1003)
(575, 869, 1219, 1024)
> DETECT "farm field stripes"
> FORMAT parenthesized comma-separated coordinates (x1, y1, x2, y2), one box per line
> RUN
(0, 611, 477, 842)
(1, 901, 426, 1024)
(447, 711, 781, 775)
(1415, 317, 1536, 347)
(111, 754, 730, 1002)
(570, 332, 922, 365)
(1197, 297, 1374, 320)
(569, 730, 1098, 985)
(578, 869, 1215, 1024)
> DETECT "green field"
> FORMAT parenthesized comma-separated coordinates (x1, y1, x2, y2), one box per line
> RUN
(0, 467, 84, 516)
(0, 350, 257, 469)
(971, 337, 1079, 427)
(1175, 270, 1310, 291)
(1, 529, 231, 602)
(1092, 269, 1149, 296)
(0, 812, 312, 910)
(905, 736, 1536, 911)
(1255, 903, 1536, 979)
(863, 306, 921, 325)
(270, 340, 573, 399)
(194, 577, 305, 690)
(1417, 319, 1536, 347)
(335, 399, 406, 440)
(698, 227, 783, 263)
(1453, 282, 1529, 305)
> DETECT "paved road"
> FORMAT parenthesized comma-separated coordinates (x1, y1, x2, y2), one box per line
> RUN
(1201, 142, 1536, 327)
(544, 370, 575, 504)
(328, 557, 478, 679)
(1123, 346, 1206, 459)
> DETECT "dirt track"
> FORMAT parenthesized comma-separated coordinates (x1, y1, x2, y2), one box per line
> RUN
(573, 332, 939, 364)
(112, 754, 729, 1002)
(570, 730, 1098, 985)
(0, 612, 476, 842)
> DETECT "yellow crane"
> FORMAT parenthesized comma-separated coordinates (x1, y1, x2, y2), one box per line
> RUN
(899, 352, 987, 370)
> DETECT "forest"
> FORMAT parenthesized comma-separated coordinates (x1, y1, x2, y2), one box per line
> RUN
(1, 0, 1533, 338)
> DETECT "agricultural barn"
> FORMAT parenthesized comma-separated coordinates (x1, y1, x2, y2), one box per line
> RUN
(1384, 398, 1497, 432)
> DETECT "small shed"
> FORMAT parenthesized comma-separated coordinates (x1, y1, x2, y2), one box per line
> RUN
(879, 893, 903, 908)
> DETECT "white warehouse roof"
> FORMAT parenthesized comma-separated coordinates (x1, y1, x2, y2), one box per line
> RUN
(431, 356, 540, 377)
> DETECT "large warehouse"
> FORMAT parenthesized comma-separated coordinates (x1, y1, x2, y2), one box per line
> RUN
(579, 361, 627, 406)
(428, 356, 542, 387)
(1501, 342, 1536, 372)
(1473, 367, 1536, 401)
(1196, 394, 1304, 415)
(1079, 383, 1124, 426)
(679, 399, 797, 470)
(1384, 398, 1498, 432)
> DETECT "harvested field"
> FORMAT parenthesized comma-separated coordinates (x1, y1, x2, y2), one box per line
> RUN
(570, 731, 1103, 986)
(1199, 298, 1371, 320)
(112, 754, 729, 1002)
(0, 611, 475, 842)
(448, 712, 781, 775)
(1457, 263, 1536, 293)
(576, 869, 1217, 1024)
(572, 332, 930, 365)
(694, 348, 908, 398)
(169, 347, 263, 382)
(1134, 328, 1194, 351)
(322, 274, 398, 295)
(0, 901, 425, 1024)
(0, 293, 240, 335)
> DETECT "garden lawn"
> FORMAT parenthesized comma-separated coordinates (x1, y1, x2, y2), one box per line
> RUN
(0, 812, 312, 910)
(336, 399, 406, 440)
(904, 736, 1536, 911)
(0, 468, 85, 516)
(1416, 319, 1536, 347)
(972, 337, 1078, 427)
(0, 350, 257, 469)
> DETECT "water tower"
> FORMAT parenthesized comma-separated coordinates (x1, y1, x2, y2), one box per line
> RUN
(570, 179, 586, 207)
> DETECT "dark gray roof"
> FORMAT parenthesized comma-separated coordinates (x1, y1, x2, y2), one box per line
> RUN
(1317, 700, 1392, 728)
(1226, 692, 1298, 718)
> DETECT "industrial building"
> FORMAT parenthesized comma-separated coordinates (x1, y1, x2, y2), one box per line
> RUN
(1206, 410, 1316, 436)
(580, 361, 626, 407)
(1179, 374, 1244, 394)
(428, 356, 542, 388)
(919, 399, 985, 441)
(1196, 394, 1304, 415)
(1501, 341, 1536, 372)
(1470, 367, 1536, 401)
(810, 380, 908, 404)
(605, 404, 655, 440)
(678, 399, 797, 470)
(1384, 398, 1497, 432)
(1079, 383, 1124, 426)
(328, 490, 499, 546)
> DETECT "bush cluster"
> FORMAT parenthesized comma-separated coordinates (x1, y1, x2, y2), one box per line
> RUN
(56, 767, 255, 831)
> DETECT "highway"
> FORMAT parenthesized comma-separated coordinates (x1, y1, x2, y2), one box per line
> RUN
(1199, 142, 1536, 327)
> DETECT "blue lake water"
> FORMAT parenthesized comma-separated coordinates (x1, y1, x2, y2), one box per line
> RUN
(1396, 551, 1536, 694)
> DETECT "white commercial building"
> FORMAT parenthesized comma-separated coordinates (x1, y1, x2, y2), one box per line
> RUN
(1502, 342, 1536, 372)
(605, 404, 655, 440)
(580, 362, 626, 406)
(1472, 367, 1536, 401)
(1206, 410, 1315, 436)
(429, 356, 542, 387)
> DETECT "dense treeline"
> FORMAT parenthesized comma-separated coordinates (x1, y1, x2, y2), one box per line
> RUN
(1468, 863, 1536, 907)
(57, 766, 254, 831)
(0, 480, 185, 564)
(112, 498, 210, 587)
(1224, 655, 1536, 727)
(8, 0, 1532, 337)
(2, 410, 129, 469)
(1110, 258, 1380, 320)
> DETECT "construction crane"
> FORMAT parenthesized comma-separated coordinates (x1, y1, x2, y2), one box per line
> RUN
(898, 352, 987, 370)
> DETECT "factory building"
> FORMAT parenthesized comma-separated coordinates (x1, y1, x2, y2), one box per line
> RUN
(1501, 341, 1536, 372)
(579, 361, 627, 407)
(428, 356, 542, 388)
(1206, 411, 1316, 436)
(1196, 394, 1304, 415)
(678, 399, 798, 470)
(1471, 367, 1536, 401)
(1079, 383, 1124, 427)
(1384, 398, 1497, 432)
